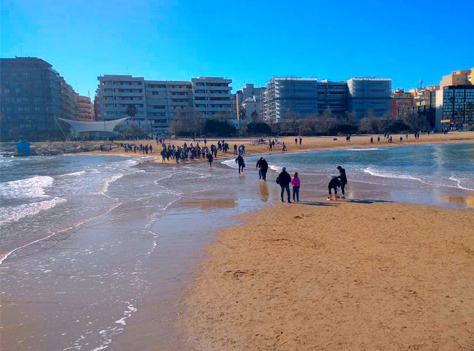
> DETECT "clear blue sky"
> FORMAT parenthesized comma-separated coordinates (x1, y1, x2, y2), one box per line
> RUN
(1, 0, 473, 97)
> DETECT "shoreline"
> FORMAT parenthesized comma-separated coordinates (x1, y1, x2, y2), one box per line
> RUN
(27, 131, 474, 161)
(179, 201, 474, 350)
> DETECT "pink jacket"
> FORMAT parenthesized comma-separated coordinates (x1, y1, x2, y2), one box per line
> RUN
(291, 177, 300, 187)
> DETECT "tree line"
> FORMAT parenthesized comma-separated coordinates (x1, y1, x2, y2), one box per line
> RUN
(123, 105, 436, 138)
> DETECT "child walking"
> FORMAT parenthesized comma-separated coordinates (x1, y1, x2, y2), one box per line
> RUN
(291, 172, 300, 202)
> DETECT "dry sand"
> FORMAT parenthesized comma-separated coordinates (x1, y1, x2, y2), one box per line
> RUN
(79, 132, 474, 162)
(180, 201, 474, 350)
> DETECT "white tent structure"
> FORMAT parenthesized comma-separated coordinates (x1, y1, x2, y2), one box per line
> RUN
(57, 117, 130, 134)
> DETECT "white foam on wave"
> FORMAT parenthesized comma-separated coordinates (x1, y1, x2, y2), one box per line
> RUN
(59, 170, 86, 177)
(0, 175, 54, 199)
(97, 174, 124, 195)
(347, 148, 380, 151)
(0, 197, 67, 226)
(449, 175, 474, 191)
(269, 164, 282, 173)
(0, 200, 123, 265)
(364, 167, 421, 181)
(221, 159, 238, 169)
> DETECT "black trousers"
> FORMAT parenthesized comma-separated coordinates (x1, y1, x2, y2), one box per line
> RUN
(341, 183, 346, 196)
(238, 164, 244, 173)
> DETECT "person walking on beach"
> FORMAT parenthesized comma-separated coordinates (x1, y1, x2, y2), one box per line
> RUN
(299, 137, 302, 145)
(291, 172, 300, 202)
(256, 157, 269, 181)
(276, 167, 292, 203)
(328, 176, 341, 201)
(208, 153, 213, 167)
(235, 154, 245, 174)
(337, 166, 347, 199)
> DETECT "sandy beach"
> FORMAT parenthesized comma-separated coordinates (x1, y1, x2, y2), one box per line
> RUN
(77, 132, 474, 162)
(180, 201, 474, 350)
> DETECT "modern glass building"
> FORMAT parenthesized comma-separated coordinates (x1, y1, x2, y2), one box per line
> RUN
(263, 77, 318, 122)
(442, 85, 474, 125)
(347, 78, 392, 118)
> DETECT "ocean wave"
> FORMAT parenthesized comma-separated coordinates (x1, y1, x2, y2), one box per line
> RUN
(269, 164, 282, 173)
(347, 148, 380, 151)
(221, 159, 238, 169)
(59, 170, 86, 177)
(364, 167, 421, 181)
(0, 197, 66, 225)
(0, 175, 54, 199)
(449, 176, 474, 191)
(97, 174, 124, 195)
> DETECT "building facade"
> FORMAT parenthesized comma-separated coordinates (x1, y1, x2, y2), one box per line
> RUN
(440, 70, 472, 88)
(347, 78, 392, 118)
(191, 77, 235, 120)
(263, 77, 318, 122)
(317, 80, 348, 117)
(441, 86, 474, 126)
(96, 75, 234, 134)
(76, 94, 95, 121)
(235, 84, 265, 120)
(391, 89, 414, 117)
(0, 57, 78, 140)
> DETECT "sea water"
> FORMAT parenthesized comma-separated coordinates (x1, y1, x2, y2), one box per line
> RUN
(222, 142, 474, 209)
(0, 154, 268, 350)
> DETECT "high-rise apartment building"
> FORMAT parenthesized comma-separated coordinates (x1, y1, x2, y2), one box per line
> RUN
(97, 75, 147, 121)
(347, 78, 392, 118)
(145, 80, 193, 134)
(76, 94, 95, 121)
(191, 77, 234, 119)
(0, 57, 78, 140)
(96, 75, 234, 134)
(263, 77, 318, 122)
(317, 80, 348, 117)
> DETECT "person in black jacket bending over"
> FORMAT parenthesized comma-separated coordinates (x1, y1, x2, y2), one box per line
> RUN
(337, 166, 347, 199)
(276, 167, 292, 203)
(256, 157, 269, 181)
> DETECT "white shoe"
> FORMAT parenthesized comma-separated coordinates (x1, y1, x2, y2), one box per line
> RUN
(342, 195, 346, 199)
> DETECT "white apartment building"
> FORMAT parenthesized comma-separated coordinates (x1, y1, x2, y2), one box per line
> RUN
(191, 77, 235, 119)
(97, 75, 235, 134)
(97, 75, 149, 129)
(145, 81, 193, 133)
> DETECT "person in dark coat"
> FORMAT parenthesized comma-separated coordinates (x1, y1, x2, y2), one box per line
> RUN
(328, 176, 341, 201)
(235, 155, 245, 174)
(256, 157, 269, 181)
(276, 167, 292, 203)
(337, 166, 348, 199)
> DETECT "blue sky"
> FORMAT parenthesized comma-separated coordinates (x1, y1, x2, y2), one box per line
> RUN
(1, 0, 473, 96)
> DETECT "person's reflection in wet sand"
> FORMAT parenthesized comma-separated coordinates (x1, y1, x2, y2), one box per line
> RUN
(259, 180, 270, 202)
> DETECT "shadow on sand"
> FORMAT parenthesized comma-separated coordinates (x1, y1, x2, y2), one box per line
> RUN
(298, 201, 339, 207)
(347, 199, 392, 204)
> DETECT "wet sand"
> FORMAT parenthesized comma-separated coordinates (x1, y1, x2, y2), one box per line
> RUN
(180, 201, 474, 350)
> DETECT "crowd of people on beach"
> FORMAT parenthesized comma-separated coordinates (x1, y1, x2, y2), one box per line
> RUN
(121, 143, 153, 154)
